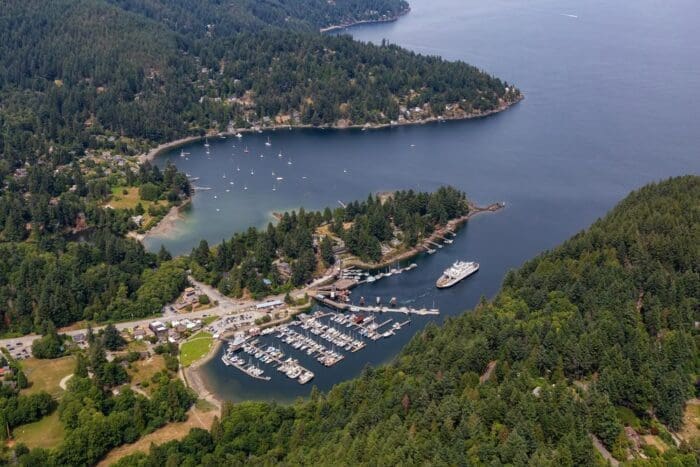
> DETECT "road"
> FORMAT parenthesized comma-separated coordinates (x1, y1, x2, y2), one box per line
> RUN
(0, 267, 340, 353)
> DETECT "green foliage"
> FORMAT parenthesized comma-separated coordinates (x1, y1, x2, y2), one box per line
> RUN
(202, 187, 467, 295)
(127, 176, 699, 465)
(138, 183, 161, 202)
(102, 323, 126, 351)
(30, 326, 64, 359)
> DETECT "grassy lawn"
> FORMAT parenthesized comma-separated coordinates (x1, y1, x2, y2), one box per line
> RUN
(106, 186, 168, 228)
(202, 315, 219, 326)
(21, 356, 75, 399)
(13, 412, 65, 449)
(179, 332, 214, 367)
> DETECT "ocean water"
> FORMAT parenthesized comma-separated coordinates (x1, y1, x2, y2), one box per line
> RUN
(149, 0, 700, 402)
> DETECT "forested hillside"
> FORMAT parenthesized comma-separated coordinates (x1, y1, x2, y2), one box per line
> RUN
(0, 0, 519, 173)
(116, 176, 699, 465)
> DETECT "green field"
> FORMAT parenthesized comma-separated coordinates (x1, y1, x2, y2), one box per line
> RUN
(179, 332, 214, 367)
(13, 412, 65, 449)
(21, 356, 75, 399)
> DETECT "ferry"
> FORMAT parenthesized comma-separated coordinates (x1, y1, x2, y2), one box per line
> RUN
(436, 261, 479, 288)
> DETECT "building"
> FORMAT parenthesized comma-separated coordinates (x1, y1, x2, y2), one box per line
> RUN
(255, 299, 283, 310)
(149, 321, 168, 339)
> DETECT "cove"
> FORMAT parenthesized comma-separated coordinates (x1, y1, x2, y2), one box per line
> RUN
(147, 0, 700, 402)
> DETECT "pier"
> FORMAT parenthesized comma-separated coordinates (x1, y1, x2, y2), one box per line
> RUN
(314, 295, 439, 315)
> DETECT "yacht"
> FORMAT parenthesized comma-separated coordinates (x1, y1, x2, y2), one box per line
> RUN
(436, 261, 479, 288)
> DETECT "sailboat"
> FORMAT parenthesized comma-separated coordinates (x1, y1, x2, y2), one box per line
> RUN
(244, 146, 249, 153)
(236, 166, 240, 172)
(265, 137, 272, 147)
(250, 169, 255, 175)
(287, 157, 293, 166)
(272, 183, 277, 192)
(278, 151, 283, 158)
(204, 138, 210, 148)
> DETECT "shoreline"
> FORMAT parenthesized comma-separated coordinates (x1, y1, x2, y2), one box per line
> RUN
(180, 203, 504, 405)
(182, 338, 224, 409)
(129, 198, 191, 243)
(343, 201, 505, 270)
(319, 9, 411, 33)
(138, 96, 523, 164)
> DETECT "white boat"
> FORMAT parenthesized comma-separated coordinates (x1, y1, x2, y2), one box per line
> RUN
(204, 138, 210, 148)
(436, 261, 479, 288)
(287, 157, 293, 165)
(366, 276, 376, 283)
(265, 137, 272, 146)
(235, 133, 243, 138)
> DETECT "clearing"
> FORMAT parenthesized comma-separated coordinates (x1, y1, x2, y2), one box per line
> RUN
(21, 356, 75, 398)
(128, 355, 167, 394)
(97, 400, 217, 466)
(179, 332, 214, 367)
(12, 412, 65, 449)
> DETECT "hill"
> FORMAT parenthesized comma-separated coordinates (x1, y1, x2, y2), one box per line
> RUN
(116, 176, 699, 465)
(0, 0, 519, 173)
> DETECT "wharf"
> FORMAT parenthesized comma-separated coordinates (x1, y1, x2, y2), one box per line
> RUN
(314, 296, 439, 315)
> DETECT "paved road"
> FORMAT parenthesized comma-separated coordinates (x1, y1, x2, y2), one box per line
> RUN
(0, 268, 339, 354)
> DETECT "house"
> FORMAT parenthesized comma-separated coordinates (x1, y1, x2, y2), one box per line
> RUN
(73, 332, 88, 348)
(149, 321, 168, 339)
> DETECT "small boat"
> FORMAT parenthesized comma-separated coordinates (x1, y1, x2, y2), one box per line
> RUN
(235, 133, 243, 138)
(427, 248, 436, 255)
(236, 166, 240, 172)
(287, 157, 293, 165)
(276, 176, 284, 181)
(250, 169, 255, 175)
(278, 152, 283, 158)
(244, 146, 249, 153)
(204, 138, 210, 148)
(243, 185, 248, 190)
(265, 137, 272, 147)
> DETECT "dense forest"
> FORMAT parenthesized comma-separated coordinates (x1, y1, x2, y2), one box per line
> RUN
(191, 186, 467, 298)
(0, 161, 190, 334)
(112, 176, 698, 465)
(0, 0, 518, 172)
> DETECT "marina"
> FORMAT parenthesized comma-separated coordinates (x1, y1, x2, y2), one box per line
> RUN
(158, 0, 700, 403)
(220, 309, 414, 383)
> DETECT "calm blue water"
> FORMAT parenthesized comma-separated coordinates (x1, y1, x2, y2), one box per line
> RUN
(149, 0, 700, 402)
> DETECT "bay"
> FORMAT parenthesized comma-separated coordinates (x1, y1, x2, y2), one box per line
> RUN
(146, 0, 700, 403)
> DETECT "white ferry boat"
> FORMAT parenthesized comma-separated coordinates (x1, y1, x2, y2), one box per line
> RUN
(436, 261, 479, 288)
